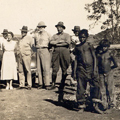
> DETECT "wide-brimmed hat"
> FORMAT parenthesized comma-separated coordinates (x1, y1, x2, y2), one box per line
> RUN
(55, 21, 66, 29)
(1, 29, 8, 34)
(20, 26, 29, 32)
(37, 21, 47, 27)
(72, 26, 80, 32)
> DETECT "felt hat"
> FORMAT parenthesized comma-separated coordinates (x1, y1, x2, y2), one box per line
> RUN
(20, 26, 29, 32)
(55, 21, 66, 29)
(72, 26, 80, 32)
(1, 29, 8, 34)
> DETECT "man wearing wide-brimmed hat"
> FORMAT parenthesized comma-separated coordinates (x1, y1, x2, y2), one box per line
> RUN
(17, 26, 34, 90)
(34, 21, 51, 90)
(49, 21, 70, 102)
(0, 29, 8, 70)
(1, 29, 8, 39)
(68, 26, 81, 86)
(0, 29, 8, 50)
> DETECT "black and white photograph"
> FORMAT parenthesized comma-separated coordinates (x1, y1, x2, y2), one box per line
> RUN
(0, 0, 120, 120)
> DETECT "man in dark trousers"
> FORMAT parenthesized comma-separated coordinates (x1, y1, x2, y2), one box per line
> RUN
(49, 21, 70, 103)
(0, 29, 8, 79)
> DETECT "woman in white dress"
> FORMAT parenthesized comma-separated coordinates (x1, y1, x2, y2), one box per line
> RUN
(1, 32, 17, 90)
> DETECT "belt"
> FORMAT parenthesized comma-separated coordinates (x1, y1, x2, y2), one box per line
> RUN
(39, 47, 48, 49)
(54, 45, 68, 48)
(5, 50, 14, 52)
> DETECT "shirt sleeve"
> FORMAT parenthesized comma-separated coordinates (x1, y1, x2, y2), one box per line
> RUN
(49, 35, 56, 44)
(47, 33, 52, 41)
(65, 33, 70, 44)
(28, 36, 35, 48)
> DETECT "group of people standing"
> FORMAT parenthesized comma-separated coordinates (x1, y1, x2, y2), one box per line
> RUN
(0, 21, 118, 114)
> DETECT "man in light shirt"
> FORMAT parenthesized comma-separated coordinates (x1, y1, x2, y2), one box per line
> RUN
(34, 21, 51, 90)
(17, 26, 34, 90)
(0, 29, 8, 70)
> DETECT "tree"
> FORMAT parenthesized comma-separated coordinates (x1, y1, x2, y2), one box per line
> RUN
(85, 0, 120, 43)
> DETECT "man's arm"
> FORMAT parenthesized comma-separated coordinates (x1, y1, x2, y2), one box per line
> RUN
(50, 35, 59, 45)
(29, 36, 37, 53)
(56, 34, 70, 46)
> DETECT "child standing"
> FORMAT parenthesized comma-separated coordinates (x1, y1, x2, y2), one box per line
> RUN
(69, 26, 80, 86)
(74, 29, 101, 112)
(96, 39, 118, 113)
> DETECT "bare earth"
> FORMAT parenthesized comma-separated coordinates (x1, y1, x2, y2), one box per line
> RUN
(0, 68, 120, 120)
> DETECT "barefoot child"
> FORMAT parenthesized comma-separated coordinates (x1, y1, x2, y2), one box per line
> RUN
(74, 29, 101, 112)
(96, 39, 118, 113)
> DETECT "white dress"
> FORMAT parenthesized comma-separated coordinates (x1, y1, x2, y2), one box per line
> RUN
(1, 40, 17, 80)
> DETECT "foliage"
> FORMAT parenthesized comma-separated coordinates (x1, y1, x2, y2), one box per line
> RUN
(85, 0, 120, 43)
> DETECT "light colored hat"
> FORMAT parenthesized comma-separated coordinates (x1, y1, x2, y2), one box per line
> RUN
(37, 21, 47, 27)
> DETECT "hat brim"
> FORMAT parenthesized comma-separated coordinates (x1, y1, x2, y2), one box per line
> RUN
(55, 25, 65, 29)
(1, 32, 8, 34)
(72, 29, 80, 32)
(20, 29, 29, 32)
(37, 25, 47, 27)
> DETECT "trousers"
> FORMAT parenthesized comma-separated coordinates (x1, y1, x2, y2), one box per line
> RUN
(76, 66, 100, 103)
(52, 47, 70, 76)
(52, 47, 70, 99)
(18, 55, 32, 87)
(37, 48, 51, 86)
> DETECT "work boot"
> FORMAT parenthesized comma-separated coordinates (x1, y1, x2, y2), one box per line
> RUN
(37, 85, 43, 89)
(49, 84, 56, 90)
(49, 74, 57, 90)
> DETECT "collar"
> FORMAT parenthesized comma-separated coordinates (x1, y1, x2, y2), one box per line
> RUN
(38, 30, 46, 34)
(57, 32, 64, 35)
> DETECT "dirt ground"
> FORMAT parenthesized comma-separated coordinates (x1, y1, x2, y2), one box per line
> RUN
(0, 67, 120, 120)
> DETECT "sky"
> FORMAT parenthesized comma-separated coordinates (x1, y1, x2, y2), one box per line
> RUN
(0, 0, 103, 35)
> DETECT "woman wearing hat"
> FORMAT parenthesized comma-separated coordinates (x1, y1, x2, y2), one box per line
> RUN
(1, 32, 17, 90)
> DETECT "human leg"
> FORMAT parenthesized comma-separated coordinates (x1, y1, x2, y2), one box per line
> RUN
(58, 48, 70, 102)
(6, 80, 9, 90)
(49, 50, 60, 90)
(70, 60, 77, 86)
(18, 57, 25, 87)
(90, 75, 105, 114)
(37, 50, 43, 88)
(106, 71, 115, 108)
(98, 74, 108, 109)
(10, 80, 13, 90)
(76, 72, 87, 105)
(40, 49, 51, 87)
(22, 55, 32, 88)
